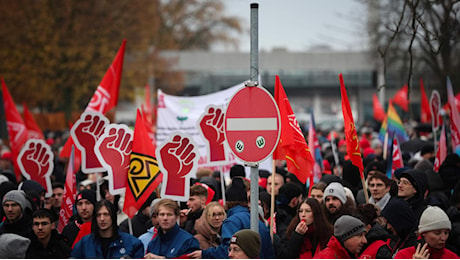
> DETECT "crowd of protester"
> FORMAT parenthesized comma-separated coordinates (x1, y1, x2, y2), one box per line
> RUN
(0, 124, 460, 259)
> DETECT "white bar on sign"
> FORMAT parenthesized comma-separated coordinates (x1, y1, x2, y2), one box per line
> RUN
(227, 118, 277, 131)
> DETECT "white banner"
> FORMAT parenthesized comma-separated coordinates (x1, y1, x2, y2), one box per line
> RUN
(156, 82, 272, 178)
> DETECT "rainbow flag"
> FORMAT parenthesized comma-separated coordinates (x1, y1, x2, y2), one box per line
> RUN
(379, 100, 408, 145)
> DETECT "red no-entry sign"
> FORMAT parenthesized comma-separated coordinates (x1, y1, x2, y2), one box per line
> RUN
(224, 86, 281, 163)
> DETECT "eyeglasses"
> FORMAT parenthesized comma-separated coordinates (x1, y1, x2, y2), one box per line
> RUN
(228, 246, 242, 253)
(33, 221, 50, 227)
(210, 212, 225, 218)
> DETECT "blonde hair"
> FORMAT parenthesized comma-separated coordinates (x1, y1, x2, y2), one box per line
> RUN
(205, 202, 226, 224)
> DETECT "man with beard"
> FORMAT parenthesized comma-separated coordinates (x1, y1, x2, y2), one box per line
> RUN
(62, 189, 96, 247)
(323, 182, 355, 225)
(0, 190, 33, 238)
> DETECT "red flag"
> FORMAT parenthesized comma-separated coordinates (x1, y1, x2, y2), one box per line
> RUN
(339, 74, 364, 179)
(57, 145, 77, 233)
(273, 75, 314, 184)
(447, 77, 460, 155)
(61, 40, 126, 161)
(373, 94, 385, 122)
(392, 84, 409, 112)
(2, 78, 29, 182)
(434, 123, 447, 172)
(85, 39, 126, 114)
(391, 137, 404, 174)
(123, 110, 163, 218)
(420, 79, 431, 123)
(22, 102, 44, 140)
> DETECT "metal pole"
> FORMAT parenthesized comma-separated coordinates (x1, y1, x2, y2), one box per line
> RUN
(249, 3, 259, 233)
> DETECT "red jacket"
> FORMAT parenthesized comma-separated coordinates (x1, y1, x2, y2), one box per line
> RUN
(395, 245, 459, 259)
(314, 236, 354, 259)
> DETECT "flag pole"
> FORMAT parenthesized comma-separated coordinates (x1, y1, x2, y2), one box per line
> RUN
(270, 160, 276, 241)
(220, 166, 226, 205)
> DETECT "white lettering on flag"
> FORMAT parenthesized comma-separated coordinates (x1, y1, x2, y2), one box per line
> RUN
(227, 118, 278, 131)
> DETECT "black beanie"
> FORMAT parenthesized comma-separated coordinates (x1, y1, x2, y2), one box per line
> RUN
(230, 164, 246, 179)
(226, 178, 248, 202)
(76, 189, 97, 206)
(381, 198, 416, 238)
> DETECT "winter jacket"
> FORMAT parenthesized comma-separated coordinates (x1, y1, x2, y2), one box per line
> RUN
(358, 223, 392, 259)
(0, 213, 33, 239)
(276, 225, 322, 258)
(25, 230, 71, 259)
(398, 169, 428, 222)
(201, 205, 275, 259)
(147, 223, 199, 258)
(119, 211, 152, 237)
(194, 213, 221, 249)
(71, 231, 144, 259)
(395, 244, 459, 259)
(61, 215, 84, 247)
(314, 236, 355, 259)
(274, 204, 296, 238)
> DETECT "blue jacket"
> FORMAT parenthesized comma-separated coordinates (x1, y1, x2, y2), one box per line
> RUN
(201, 205, 274, 259)
(147, 223, 200, 258)
(71, 231, 144, 259)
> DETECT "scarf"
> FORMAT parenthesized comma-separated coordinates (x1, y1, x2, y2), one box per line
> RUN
(369, 192, 391, 210)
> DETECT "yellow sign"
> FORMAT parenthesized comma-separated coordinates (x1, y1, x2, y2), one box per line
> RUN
(128, 153, 160, 200)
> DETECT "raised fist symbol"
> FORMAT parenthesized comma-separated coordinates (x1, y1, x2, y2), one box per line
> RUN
(18, 139, 54, 197)
(95, 124, 133, 194)
(71, 111, 109, 173)
(199, 106, 226, 162)
(159, 134, 198, 198)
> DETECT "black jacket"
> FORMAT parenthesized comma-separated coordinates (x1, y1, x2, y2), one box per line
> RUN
(25, 230, 71, 259)
(119, 211, 152, 237)
(182, 209, 203, 235)
(0, 213, 33, 239)
(359, 223, 392, 259)
(61, 214, 84, 246)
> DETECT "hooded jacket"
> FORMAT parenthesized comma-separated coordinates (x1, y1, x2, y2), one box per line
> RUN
(193, 212, 221, 250)
(399, 169, 428, 221)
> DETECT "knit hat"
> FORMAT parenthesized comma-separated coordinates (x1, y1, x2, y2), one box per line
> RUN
(0, 233, 31, 258)
(277, 182, 302, 205)
(149, 198, 162, 218)
(323, 182, 347, 205)
(230, 164, 245, 179)
(226, 178, 248, 202)
(334, 215, 366, 242)
(230, 229, 261, 258)
(2, 190, 31, 212)
(418, 206, 451, 233)
(76, 189, 97, 206)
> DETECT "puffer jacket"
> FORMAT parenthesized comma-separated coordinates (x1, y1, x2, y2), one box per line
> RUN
(71, 231, 144, 259)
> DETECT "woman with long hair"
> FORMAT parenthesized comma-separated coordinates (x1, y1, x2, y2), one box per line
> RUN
(194, 202, 226, 249)
(276, 198, 333, 258)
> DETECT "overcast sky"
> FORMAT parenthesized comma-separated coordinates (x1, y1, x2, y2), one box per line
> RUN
(215, 0, 369, 52)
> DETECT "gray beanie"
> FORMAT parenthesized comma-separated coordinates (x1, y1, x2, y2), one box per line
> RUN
(2, 190, 31, 212)
(0, 233, 31, 258)
(149, 198, 162, 218)
(418, 206, 451, 234)
(334, 215, 366, 242)
(323, 182, 347, 205)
